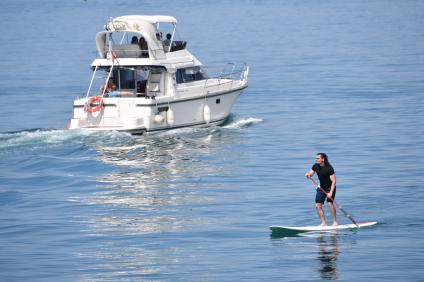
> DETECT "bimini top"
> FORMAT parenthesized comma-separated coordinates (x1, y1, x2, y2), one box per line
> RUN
(105, 15, 177, 33)
(96, 15, 179, 60)
(93, 15, 199, 69)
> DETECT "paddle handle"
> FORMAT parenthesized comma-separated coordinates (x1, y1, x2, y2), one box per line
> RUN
(309, 177, 359, 227)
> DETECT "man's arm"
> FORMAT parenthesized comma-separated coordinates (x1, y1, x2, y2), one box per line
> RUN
(329, 174, 336, 196)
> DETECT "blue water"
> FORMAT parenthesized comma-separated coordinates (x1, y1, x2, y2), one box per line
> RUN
(1, 0, 424, 281)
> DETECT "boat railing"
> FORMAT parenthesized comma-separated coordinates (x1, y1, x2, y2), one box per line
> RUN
(203, 63, 248, 93)
(206, 63, 248, 81)
(217, 63, 236, 79)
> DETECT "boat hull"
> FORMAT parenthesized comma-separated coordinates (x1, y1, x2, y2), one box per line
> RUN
(69, 87, 245, 134)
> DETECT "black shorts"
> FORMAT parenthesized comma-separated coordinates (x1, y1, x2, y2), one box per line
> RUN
(315, 187, 336, 204)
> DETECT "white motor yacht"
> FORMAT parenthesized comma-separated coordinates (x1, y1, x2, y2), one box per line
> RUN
(68, 15, 249, 134)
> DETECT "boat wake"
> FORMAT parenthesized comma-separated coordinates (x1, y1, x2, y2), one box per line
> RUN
(0, 128, 127, 152)
(0, 116, 262, 153)
(0, 128, 69, 150)
(222, 116, 263, 129)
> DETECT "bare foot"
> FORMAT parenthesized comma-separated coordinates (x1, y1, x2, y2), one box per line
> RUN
(332, 222, 338, 226)
(319, 223, 327, 226)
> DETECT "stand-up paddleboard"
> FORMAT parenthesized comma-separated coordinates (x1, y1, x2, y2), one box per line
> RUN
(270, 221, 377, 236)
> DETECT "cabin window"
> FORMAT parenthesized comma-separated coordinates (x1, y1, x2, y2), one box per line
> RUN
(113, 68, 135, 90)
(176, 67, 208, 84)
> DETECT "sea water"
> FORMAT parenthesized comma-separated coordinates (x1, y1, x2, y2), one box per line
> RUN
(1, 0, 424, 281)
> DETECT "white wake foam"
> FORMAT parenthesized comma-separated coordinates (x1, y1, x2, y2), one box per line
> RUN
(0, 117, 263, 151)
(223, 117, 263, 129)
(0, 129, 129, 150)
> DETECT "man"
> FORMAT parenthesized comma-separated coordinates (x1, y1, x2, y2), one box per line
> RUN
(163, 33, 172, 47)
(305, 153, 338, 226)
(163, 33, 173, 51)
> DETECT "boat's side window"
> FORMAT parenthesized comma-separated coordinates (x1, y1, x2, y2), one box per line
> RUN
(176, 67, 208, 84)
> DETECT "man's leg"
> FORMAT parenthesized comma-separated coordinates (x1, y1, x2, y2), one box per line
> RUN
(328, 202, 338, 226)
(315, 203, 327, 226)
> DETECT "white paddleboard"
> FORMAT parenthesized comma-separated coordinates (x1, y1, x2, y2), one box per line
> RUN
(270, 221, 377, 234)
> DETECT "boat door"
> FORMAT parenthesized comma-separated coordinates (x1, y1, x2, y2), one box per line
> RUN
(146, 71, 163, 97)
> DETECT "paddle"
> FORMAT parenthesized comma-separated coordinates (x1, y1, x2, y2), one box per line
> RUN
(309, 177, 359, 228)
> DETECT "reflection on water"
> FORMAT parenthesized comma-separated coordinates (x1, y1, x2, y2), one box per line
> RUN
(270, 230, 340, 281)
(84, 123, 250, 235)
(317, 232, 339, 280)
(67, 118, 262, 280)
(76, 244, 168, 278)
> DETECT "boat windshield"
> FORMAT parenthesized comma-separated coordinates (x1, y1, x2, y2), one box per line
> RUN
(155, 22, 186, 53)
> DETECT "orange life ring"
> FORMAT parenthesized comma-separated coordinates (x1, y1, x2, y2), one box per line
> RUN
(86, 96, 104, 113)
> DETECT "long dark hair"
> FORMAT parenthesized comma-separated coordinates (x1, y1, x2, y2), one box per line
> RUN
(317, 153, 331, 167)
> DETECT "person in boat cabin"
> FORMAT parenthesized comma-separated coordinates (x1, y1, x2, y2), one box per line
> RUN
(100, 78, 116, 95)
(305, 153, 338, 226)
(137, 80, 147, 96)
(138, 37, 148, 57)
(163, 33, 172, 48)
(131, 36, 138, 44)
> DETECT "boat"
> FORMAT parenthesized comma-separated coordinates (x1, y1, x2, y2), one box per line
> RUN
(68, 15, 249, 134)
